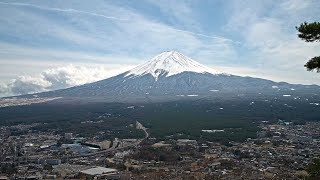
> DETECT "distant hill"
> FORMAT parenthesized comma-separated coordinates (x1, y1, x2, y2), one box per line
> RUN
(21, 51, 320, 103)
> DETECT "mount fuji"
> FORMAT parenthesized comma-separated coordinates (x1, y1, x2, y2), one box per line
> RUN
(26, 51, 319, 102)
(125, 51, 221, 80)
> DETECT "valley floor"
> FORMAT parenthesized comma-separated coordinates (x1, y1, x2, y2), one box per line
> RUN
(1, 120, 320, 179)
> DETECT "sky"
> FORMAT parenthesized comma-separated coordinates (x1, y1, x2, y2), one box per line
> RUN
(0, 0, 319, 97)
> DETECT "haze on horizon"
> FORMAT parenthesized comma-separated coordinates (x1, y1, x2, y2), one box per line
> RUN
(0, 0, 320, 97)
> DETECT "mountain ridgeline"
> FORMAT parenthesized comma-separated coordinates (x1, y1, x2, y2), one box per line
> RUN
(27, 51, 319, 103)
(4, 51, 320, 142)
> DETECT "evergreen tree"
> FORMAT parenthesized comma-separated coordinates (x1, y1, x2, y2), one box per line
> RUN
(296, 22, 320, 72)
(307, 158, 320, 178)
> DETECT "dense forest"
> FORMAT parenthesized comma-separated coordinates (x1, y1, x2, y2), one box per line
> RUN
(0, 93, 319, 142)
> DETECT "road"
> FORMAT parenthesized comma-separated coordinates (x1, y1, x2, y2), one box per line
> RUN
(64, 121, 148, 159)
(136, 120, 149, 139)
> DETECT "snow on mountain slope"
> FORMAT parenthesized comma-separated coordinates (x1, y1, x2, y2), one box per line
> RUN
(125, 51, 221, 80)
(18, 50, 320, 103)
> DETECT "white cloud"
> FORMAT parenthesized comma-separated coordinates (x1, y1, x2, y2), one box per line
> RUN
(223, 0, 320, 84)
(0, 83, 11, 97)
(10, 75, 51, 95)
(42, 65, 123, 89)
(212, 64, 320, 85)
(0, 64, 133, 97)
(281, 0, 311, 11)
(144, 0, 198, 29)
(0, 1, 237, 61)
(0, 0, 319, 92)
(0, 2, 128, 21)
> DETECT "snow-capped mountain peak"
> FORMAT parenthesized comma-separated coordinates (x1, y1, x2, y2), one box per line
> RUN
(125, 51, 220, 80)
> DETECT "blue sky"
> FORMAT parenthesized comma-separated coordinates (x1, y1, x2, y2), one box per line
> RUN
(0, 0, 319, 96)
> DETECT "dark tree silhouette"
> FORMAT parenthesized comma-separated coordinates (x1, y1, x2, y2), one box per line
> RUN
(307, 158, 320, 178)
(296, 22, 320, 72)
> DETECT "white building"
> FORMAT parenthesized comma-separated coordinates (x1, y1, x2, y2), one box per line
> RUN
(79, 167, 120, 180)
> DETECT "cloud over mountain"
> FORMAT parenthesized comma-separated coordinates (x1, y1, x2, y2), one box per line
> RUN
(0, 0, 320, 93)
(0, 65, 130, 97)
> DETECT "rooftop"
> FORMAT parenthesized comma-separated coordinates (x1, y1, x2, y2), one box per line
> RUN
(80, 167, 118, 176)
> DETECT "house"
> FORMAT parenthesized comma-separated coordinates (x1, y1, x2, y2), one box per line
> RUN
(0, 176, 8, 180)
(79, 167, 120, 180)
